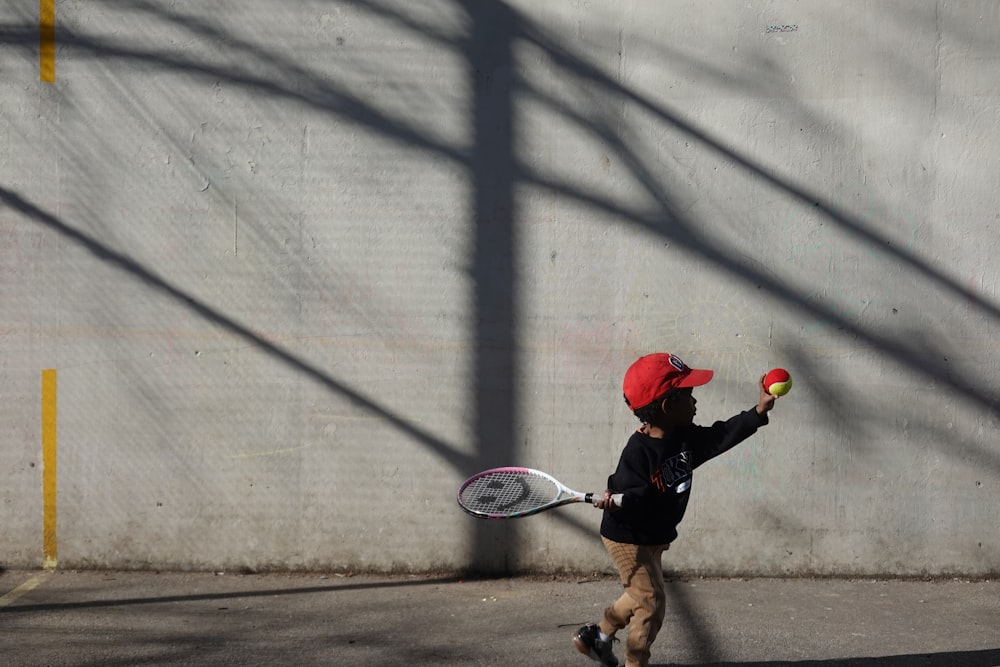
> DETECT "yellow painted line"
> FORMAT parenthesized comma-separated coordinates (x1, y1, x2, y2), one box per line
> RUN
(41, 369, 58, 569)
(40, 0, 56, 82)
(0, 572, 52, 609)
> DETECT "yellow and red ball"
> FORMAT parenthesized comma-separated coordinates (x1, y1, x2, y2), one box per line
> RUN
(764, 368, 793, 396)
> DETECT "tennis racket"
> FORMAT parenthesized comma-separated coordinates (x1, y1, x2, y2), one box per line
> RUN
(457, 467, 622, 519)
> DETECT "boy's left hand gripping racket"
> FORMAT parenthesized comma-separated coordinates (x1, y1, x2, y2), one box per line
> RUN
(457, 467, 622, 519)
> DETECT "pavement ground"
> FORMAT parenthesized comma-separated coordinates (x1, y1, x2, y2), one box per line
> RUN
(1, 569, 998, 666)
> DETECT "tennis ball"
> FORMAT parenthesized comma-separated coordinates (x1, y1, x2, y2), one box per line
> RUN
(764, 368, 792, 396)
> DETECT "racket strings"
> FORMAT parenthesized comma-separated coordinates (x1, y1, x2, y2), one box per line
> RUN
(460, 470, 559, 514)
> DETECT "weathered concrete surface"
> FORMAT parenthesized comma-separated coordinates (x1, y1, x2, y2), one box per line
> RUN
(1, 1, 999, 575)
(1, 569, 998, 666)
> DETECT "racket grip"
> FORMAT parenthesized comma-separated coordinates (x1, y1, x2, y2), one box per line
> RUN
(585, 493, 624, 507)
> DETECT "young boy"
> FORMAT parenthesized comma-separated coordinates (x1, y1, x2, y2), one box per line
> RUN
(573, 352, 778, 667)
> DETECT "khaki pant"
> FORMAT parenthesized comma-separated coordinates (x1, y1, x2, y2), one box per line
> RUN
(598, 537, 669, 667)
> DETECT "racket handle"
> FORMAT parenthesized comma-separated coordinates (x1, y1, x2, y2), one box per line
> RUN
(585, 493, 625, 508)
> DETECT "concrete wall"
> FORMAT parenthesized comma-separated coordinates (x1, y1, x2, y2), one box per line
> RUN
(2, 0, 998, 576)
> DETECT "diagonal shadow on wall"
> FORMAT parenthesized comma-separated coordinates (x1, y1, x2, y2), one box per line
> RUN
(0, 186, 472, 475)
(2, 1, 998, 575)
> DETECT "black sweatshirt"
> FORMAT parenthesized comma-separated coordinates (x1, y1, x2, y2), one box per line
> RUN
(599, 408, 768, 546)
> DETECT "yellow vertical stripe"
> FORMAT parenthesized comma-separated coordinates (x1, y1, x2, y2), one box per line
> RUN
(41, 369, 58, 569)
(40, 0, 55, 83)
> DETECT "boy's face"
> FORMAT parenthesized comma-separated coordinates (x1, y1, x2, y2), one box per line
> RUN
(663, 387, 697, 424)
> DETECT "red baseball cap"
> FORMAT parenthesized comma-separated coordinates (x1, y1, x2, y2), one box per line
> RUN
(622, 353, 714, 410)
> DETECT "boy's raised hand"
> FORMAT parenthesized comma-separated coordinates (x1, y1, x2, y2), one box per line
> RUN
(756, 374, 778, 415)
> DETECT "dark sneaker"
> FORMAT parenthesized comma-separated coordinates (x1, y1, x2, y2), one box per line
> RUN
(572, 623, 619, 667)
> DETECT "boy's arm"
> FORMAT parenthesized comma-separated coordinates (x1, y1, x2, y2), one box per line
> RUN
(691, 375, 777, 468)
(689, 409, 766, 468)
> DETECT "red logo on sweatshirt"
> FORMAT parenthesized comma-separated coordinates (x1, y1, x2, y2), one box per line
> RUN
(650, 470, 667, 493)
